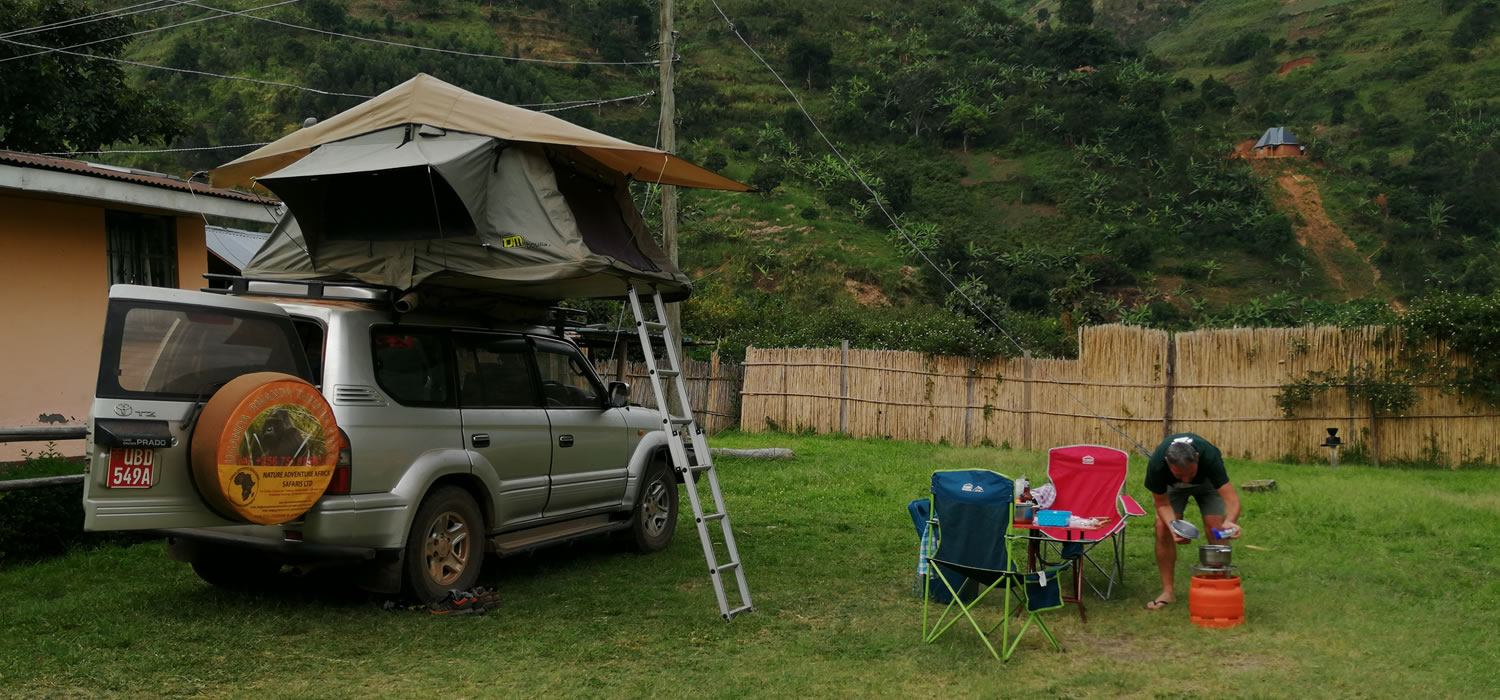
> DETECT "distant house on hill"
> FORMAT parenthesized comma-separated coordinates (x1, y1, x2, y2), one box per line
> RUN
(1253, 127, 1306, 158)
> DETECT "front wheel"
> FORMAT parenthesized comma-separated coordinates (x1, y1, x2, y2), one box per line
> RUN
(630, 459, 679, 553)
(403, 486, 484, 603)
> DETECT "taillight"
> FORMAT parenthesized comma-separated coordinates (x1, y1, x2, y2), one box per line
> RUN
(326, 429, 352, 495)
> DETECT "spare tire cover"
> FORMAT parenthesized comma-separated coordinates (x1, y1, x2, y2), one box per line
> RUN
(189, 372, 341, 525)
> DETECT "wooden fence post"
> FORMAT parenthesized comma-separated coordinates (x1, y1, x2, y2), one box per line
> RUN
(963, 357, 976, 447)
(1163, 334, 1176, 440)
(1023, 350, 1033, 450)
(839, 340, 849, 434)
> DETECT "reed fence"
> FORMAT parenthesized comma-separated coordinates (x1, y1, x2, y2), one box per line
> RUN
(738, 326, 1499, 467)
(595, 354, 744, 435)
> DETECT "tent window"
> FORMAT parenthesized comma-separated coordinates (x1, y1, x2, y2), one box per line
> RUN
(106, 211, 177, 287)
(270, 166, 476, 242)
(554, 167, 658, 272)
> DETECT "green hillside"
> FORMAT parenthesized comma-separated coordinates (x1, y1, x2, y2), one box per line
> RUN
(6, 0, 1500, 360)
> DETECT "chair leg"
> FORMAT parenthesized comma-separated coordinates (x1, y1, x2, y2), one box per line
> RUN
(1073, 559, 1087, 623)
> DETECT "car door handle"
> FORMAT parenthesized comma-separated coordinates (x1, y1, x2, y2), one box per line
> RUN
(558, 434, 574, 448)
(471, 433, 490, 448)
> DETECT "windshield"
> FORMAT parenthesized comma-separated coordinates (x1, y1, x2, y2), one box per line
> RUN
(97, 300, 310, 400)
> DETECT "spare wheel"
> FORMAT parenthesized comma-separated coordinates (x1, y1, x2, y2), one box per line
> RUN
(189, 372, 342, 525)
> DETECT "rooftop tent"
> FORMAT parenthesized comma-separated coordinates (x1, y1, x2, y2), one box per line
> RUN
(214, 73, 750, 303)
(242, 124, 690, 300)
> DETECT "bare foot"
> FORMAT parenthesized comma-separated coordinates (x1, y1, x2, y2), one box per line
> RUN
(1145, 595, 1174, 611)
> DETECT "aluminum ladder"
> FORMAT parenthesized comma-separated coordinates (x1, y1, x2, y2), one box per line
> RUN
(627, 285, 754, 621)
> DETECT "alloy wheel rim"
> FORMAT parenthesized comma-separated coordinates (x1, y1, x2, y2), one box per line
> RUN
(641, 478, 670, 537)
(423, 510, 470, 585)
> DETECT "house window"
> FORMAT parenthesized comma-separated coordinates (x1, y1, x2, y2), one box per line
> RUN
(106, 211, 178, 287)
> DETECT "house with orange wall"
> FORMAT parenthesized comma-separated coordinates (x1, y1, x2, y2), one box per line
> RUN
(0, 150, 281, 461)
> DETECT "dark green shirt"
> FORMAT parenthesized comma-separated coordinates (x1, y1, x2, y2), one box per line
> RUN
(1144, 433, 1229, 494)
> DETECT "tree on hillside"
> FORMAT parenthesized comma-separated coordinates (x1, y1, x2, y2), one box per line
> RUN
(0, 0, 181, 153)
(787, 37, 834, 89)
(1059, 0, 1095, 26)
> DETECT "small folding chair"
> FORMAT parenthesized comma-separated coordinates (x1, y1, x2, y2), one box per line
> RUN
(919, 469, 1071, 662)
(1035, 445, 1147, 622)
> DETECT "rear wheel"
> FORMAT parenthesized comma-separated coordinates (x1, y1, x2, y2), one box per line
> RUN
(630, 458, 679, 553)
(403, 486, 484, 603)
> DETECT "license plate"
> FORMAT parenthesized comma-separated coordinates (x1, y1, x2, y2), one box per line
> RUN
(107, 448, 155, 488)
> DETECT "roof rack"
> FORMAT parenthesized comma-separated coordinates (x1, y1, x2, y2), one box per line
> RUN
(202, 274, 397, 304)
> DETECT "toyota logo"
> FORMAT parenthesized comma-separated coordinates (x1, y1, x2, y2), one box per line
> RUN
(114, 403, 133, 417)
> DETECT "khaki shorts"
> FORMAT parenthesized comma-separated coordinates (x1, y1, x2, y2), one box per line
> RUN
(1166, 480, 1226, 517)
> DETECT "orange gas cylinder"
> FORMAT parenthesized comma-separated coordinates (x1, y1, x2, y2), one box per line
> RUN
(1189, 574, 1244, 628)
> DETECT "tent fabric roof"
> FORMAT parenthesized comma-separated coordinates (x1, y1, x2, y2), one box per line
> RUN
(206, 225, 270, 270)
(210, 74, 749, 193)
(1255, 127, 1299, 148)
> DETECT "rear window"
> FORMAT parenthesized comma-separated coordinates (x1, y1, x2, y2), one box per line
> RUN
(98, 301, 310, 400)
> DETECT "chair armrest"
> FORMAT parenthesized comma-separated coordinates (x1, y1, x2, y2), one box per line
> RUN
(1120, 494, 1147, 517)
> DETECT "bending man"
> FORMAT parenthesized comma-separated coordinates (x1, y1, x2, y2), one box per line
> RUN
(1144, 433, 1241, 611)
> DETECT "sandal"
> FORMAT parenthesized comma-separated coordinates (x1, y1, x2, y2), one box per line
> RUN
(1144, 598, 1172, 611)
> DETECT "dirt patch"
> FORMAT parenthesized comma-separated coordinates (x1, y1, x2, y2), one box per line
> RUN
(960, 154, 1024, 185)
(1233, 139, 1258, 158)
(1278, 56, 1316, 76)
(844, 278, 890, 307)
(745, 223, 793, 237)
(1260, 167, 1369, 292)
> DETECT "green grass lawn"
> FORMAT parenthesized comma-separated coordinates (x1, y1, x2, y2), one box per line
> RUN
(3, 434, 1498, 697)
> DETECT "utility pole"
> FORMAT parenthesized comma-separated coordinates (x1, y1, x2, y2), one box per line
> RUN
(658, 0, 682, 410)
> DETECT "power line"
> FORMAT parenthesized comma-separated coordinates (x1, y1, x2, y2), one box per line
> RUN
(39, 92, 657, 157)
(0, 0, 192, 41)
(0, 36, 372, 97)
(41, 141, 272, 156)
(177, 0, 663, 67)
(0, 0, 300, 64)
(705, 0, 1152, 457)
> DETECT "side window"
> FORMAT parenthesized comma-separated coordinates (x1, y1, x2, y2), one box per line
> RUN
(455, 334, 541, 408)
(292, 318, 325, 387)
(533, 339, 605, 408)
(371, 328, 452, 407)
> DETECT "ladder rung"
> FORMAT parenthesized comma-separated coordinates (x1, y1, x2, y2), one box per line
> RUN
(713, 561, 740, 574)
(640, 321, 667, 331)
(700, 512, 725, 522)
(655, 368, 680, 378)
(665, 415, 694, 425)
(723, 605, 753, 621)
(683, 463, 713, 474)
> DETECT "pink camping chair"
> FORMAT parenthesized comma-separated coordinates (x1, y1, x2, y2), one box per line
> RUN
(1035, 444, 1147, 622)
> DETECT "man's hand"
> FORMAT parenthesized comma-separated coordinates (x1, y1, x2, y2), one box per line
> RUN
(1220, 521, 1242, 539)
(1173, 533, 1191, 545)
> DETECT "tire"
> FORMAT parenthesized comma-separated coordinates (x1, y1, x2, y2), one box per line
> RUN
(630, 458, 679, 553)
(189, 549, 283, 589)
(403, 486, 484, 603)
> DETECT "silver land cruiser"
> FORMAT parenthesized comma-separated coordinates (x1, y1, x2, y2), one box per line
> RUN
(82, 281, 680, 601)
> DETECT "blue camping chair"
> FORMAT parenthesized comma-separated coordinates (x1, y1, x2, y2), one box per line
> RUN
(919, 469, 1071, 661)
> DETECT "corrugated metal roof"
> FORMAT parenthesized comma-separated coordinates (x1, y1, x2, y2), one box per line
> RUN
(205, 225, 270, 270)
(1254, 127, 1299, 148)
(0, 150, 277, 205)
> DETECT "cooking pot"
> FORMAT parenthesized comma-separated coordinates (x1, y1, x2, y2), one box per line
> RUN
(1199, 544, 1232, 567)
(1015, 501, 1036, 521)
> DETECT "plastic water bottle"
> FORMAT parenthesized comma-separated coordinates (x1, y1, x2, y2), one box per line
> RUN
(1211, 526, 1239, 539)
(1017, 475, 1030, 501)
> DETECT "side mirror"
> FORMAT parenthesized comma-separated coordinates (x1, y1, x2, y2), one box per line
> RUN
(607, 381, 630, 408)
